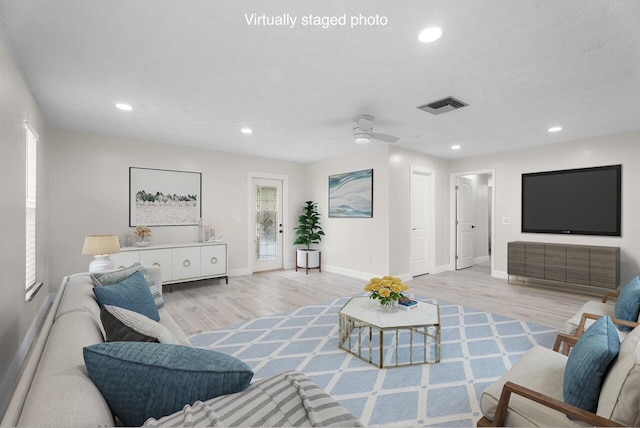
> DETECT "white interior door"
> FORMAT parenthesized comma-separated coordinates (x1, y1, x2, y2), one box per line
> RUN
(411, 170, 430, 276)
(252, 178, 283, 272)
(456, 176, 474, 270)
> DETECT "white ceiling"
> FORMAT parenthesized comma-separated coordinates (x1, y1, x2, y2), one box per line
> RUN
(1, 0, 639, 163)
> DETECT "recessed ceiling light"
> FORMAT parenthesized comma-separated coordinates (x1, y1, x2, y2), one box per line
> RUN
(241, 128, 253, 134)
(116, 103, 132, 111)
(418, 27, 443, 43)
(548, 126, 563, 133)
(451, 144, 462, 150)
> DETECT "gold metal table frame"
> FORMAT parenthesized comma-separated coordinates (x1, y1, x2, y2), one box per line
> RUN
(338, 296, 441, 368)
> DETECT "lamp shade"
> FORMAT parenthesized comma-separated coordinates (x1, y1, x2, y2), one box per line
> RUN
(82, 235, 121, 256)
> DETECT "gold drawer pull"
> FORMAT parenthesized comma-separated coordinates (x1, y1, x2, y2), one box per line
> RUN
(153, 263, 160, 267)
(210, 257, 218, 264)
(183, 260, 191, 267)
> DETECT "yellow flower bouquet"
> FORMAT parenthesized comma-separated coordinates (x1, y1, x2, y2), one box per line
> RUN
(364, 276, 409, 307)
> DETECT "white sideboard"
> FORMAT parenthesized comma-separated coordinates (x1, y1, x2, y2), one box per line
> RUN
(111, 242, 228, 288)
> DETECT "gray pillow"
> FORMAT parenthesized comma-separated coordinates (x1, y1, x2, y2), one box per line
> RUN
(101, 305, 178, 344)
(92, 262, 164, 309)
(83, 342, 254, 427)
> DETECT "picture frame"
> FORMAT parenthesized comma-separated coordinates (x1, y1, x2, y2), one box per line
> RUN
(129, 167, 202, 226)
(329, 169, 373, 218)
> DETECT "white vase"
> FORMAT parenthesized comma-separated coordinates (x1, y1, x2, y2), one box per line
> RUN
(296, 249, 320, 268)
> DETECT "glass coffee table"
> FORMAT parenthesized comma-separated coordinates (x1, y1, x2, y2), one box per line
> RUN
(338, 296, 440, 368)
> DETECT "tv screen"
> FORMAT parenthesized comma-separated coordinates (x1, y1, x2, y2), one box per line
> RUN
(521, 165, 621, 236)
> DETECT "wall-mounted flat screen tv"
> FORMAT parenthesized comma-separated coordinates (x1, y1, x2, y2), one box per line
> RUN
(521, 164, 621, 236)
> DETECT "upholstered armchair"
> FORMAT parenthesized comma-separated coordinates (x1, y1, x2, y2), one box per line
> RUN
(564, 291, 619, 335)
(477, 321, 640, 427)
(554, 312, 639, 355)
(564, 276, 640, 337)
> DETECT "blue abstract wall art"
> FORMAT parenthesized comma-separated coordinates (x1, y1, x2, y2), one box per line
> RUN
(329, 169, 373, 218)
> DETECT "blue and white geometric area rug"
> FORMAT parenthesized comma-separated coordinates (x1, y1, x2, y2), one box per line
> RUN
(190, 296, 557, 427)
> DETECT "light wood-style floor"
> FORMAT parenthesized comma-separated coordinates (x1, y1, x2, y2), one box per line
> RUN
(163, 261, 593, 336)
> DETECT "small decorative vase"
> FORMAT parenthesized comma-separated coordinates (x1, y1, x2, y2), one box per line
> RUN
(377, 300, 398, 313)
(136, 238, 150, 247)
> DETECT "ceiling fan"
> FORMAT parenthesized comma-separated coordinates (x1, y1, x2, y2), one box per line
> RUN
(352, 115, 399, 145)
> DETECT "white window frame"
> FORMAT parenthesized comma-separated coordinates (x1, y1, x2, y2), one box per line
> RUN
(25, 121, 42, 301)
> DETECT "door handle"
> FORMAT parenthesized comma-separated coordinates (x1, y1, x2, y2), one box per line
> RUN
(471, 225, 476, 229)
(412, 228, 417, 231)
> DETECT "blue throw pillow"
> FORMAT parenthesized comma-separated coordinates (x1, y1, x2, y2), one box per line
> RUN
(615, 276, 640, 331)
(563, 315, 620, 414)
(93, 270, 160, 322)
(84, 342, 254, 427)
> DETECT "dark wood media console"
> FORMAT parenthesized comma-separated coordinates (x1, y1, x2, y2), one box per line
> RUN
(508, 241, 620, 291)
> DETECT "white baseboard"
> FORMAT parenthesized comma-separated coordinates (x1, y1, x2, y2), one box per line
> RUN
(323, 265, 379, 281)
(474, 255, 490, 264)
(493, 270, 508, 279)
(228, 267, 252, 277)
(432, 264, 452, 274)
(0, 292, 53, 418)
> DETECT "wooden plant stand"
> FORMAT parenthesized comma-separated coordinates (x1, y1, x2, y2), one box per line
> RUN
(296, 251, 322, 275)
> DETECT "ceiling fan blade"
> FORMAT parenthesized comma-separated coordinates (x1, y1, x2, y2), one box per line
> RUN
(358, 116, 373, 133)
(371, 133, 399, 143)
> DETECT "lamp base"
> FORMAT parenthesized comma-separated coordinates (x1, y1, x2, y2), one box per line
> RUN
(89, 255, 114, 273)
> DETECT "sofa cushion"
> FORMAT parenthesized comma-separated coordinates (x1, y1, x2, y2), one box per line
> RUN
(92, 262, 164, 309)
(597, 324, 640, 426)
(101, 305, 179, 344)
(615, 276, 640, 331)
(93, 270, 160, 321)
(563, 315, 619, 414)
(143, 370, 363, 427)
(480, 346, 571, 426)
(83, 342, 254, 427)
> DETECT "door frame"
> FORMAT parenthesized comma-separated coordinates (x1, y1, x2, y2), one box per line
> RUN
(449, 169, 496, 276)
(247, 172, 290, 273)
(410, 166, 435, 277)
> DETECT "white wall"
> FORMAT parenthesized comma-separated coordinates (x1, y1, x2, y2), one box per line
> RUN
(389, 146, 452, 275)
(306, 146, 390, 279)
(450, 132, 640, 284)
(0, 37, 49, 417)
(46, 128, 307, 290)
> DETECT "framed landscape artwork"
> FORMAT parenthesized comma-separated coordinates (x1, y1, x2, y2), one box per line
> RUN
(129, 167, 202, 226)
(329, 169, 373, 218)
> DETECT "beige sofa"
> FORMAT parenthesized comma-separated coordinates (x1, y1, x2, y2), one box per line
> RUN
(1, 267, 360, 427)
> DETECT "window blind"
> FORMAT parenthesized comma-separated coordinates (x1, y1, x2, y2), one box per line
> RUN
(25, 124, 37, 291)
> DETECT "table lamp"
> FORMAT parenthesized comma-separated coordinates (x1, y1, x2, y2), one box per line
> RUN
(82, 234, 121, 273)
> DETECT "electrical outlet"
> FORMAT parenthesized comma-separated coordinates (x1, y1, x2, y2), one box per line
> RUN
(502, 217, 511, 225)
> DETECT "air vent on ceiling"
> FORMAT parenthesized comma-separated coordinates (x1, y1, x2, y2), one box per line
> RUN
(417, 96, 468, 115)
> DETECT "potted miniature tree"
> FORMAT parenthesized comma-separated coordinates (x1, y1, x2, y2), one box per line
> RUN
(294, 201, 324, 271)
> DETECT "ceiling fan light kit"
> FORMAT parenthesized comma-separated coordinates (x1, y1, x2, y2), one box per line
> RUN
(352, 115, 399, 145)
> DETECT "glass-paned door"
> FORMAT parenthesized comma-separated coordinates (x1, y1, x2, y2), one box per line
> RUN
(253, 178, 283, 271)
